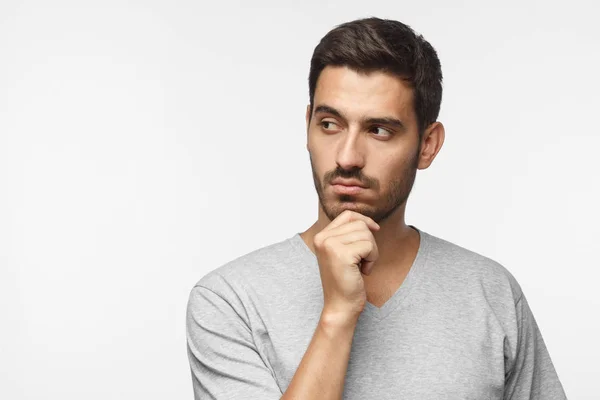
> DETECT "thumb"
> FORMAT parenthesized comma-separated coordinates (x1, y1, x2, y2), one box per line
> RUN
(360, 259, 375, 276)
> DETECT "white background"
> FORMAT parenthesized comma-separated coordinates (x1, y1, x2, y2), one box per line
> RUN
(1, 0, 598, 399)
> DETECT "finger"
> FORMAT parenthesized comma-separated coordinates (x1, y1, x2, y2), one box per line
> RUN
(323, 210, 379, 233)
(327, 229, 374, 246)
(360, 259, 375, 276)
(322, 219, 377, 239)
(346, 239, 379, 266)
(315, 220, 375, 249)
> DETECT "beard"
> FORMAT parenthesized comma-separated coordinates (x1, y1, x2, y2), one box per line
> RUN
(309, 145, 420, 225)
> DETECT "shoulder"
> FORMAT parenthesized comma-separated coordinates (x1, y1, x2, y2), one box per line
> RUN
(422, 230, 523, 305)
(191, 234, 304, 297)
(187, 234, 317, 325)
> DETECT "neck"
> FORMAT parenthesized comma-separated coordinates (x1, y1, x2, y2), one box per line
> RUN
(299, 203, 420, 270)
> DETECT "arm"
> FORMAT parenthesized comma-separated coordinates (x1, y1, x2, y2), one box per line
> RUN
(188, 211, 376, 399)
(281, 311, 358, 400)
(284, 211, 378, 399)
(187, 283, 358, 399)
(503, 293, 568, 399)
(186, 285, 283, 399)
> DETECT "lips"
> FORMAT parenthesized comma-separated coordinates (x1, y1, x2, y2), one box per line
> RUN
(330, 178, 367, 188)
(330, 179, 367, 195)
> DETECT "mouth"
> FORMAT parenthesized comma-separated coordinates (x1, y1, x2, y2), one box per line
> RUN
(330, 178, 368, 188)
(330, 183, 366, 195)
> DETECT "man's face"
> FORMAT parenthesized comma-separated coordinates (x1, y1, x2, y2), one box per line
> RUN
(306, 65, 422, 224)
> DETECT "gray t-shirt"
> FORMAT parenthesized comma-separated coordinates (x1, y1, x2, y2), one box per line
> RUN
(186, 226, 567, 399)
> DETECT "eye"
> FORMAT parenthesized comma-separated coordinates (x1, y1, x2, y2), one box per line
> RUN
(319, 120, 340, 131)
(370, 126, 393, 138)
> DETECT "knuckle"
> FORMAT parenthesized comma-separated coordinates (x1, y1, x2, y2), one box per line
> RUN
(314, 233, 324, 248)
(321, 235, 333, 250)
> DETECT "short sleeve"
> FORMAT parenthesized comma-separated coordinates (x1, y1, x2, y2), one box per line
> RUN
(186, 285, 283, 399)
(503, 293, 568, 399)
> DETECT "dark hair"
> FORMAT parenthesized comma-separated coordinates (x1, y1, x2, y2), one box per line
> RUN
(308, 17, 443, 136)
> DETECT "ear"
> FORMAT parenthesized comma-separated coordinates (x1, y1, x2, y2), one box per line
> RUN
(305, 104, 311, 151)
(417, 121, 445, 170)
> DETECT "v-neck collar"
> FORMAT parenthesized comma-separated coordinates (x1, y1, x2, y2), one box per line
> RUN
(290, 225, 431, 322)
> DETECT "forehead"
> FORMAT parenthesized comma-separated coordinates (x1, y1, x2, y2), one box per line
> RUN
(313, 66, 415, 124)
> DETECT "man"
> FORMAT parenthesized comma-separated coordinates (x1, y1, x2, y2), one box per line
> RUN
(186, 17, 567, 399)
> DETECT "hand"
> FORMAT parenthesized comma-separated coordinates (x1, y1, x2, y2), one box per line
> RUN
(313, 210, 380, 320)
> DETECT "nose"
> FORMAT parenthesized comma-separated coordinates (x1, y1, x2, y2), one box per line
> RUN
(335, 130, 365, 171)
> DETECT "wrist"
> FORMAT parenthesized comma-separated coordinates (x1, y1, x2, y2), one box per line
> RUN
(319, 309, 359, 334)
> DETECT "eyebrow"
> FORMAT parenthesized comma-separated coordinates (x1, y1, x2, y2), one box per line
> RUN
(313, 104, 406, 131)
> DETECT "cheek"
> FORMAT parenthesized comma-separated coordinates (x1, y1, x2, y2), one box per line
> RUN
(375, 159, 408, 186)
(308, 147, 334, 174)
(308, 152, 327, 182)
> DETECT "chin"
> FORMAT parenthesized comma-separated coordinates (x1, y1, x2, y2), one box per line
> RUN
(325, 200, 376, 220)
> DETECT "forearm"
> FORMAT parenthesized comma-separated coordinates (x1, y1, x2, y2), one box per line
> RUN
(281, 311, 358, 400)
